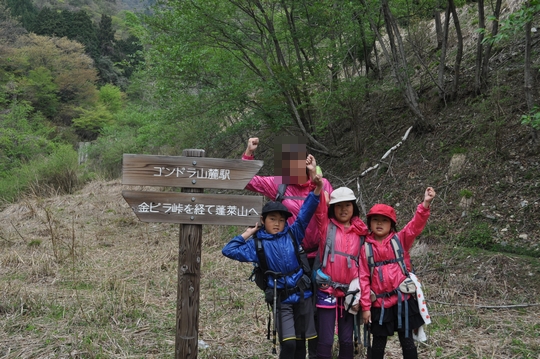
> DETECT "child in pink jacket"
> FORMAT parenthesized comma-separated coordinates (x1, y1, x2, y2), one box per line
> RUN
(314, 187, 368, 359)
(360, 187, 436, 359)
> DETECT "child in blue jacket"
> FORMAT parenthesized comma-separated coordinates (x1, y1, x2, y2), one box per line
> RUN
(222, 174, 324, 359)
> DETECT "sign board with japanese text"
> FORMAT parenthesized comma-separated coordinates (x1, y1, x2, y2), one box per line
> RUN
(121, 149, 264, 358)
(122, 154, 263, 190)
(122, 191, 263, 226)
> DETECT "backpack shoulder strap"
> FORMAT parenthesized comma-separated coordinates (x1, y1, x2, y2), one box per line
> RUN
(390, 234, 409, 276)
(254, 234, 269, 275)
(287, 229, 311, 276)
(364, 241, 375, 278)
(275, 184, 288, 202)
(276, 183, 307, 201)
(322, 222, 337, 268)
(364, 234, 409, 282)
(322, 222, 360, 269)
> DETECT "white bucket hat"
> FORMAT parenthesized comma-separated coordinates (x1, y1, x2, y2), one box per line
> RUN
(329, 187, 356, 205)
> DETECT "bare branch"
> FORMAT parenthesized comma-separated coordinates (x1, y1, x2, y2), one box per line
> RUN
(358, 126, 413, 178)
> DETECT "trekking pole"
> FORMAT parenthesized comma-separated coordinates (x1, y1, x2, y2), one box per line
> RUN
(363, 323, 372, 359)
(353, 314, 359, 355)
(266, 270, 281, 355)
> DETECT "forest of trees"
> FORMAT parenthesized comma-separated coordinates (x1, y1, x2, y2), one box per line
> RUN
(0, 0, 144, 200)
(0, 0, 538, 203)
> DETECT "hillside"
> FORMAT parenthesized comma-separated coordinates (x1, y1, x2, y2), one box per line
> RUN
(0, 0, 539, 358)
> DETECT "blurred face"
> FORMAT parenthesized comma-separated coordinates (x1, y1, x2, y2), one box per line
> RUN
(263, 211, 287, 235)
(275, 151, 307, 184)
(274, 139, 308, 185)
(370, 214, 392, 241)
(333, 201, 353, 226)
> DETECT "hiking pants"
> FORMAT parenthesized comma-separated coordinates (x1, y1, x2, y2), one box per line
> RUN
(316, 305, 355, 359)
(277, 301, 317, 359)
(371, 331, 418, 359)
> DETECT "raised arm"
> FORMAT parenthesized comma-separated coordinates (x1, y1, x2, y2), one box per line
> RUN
(399, 187, 436, 251)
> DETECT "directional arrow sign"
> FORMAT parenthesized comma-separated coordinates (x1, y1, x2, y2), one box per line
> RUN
(122, 154, 263, 189)
(122, 190, 263, 226)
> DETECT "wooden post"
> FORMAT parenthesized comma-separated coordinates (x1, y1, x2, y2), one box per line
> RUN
(176, 149, 204, 359)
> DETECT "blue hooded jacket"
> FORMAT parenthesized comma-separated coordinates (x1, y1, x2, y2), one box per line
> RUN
(222, 191, 320, 304)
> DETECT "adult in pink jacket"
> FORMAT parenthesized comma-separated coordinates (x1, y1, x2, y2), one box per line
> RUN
(314, 187, 368, 359)
(242, 137, 333, 266)
(359, 187, 436, 359)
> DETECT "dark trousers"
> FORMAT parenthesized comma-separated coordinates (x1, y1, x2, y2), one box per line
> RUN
(371, 331, 418, 359)
(316, 305, 355, 359)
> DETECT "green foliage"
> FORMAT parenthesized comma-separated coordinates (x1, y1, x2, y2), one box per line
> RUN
(19, 144, 81, 196)
(19, 67, 59, 117)
(483, 1, 540, 45)
(459, 189, 473, 198)
(98, 14, 114, 56)
(30, 7, 64, 37)
(0, 101, 55, 175)
(72, 104, 114, 139)
(459, 222, 493, 249)
(6, 33, 99, 124)
(85, 108, 146, 179)
(139, 0, 379, 147)
(0, 144, 81, 203)
(98, 84, 125, 114)
(5, 0, 37, 29)
(111, 34, 143, 80)
(521, 106, 540, 130)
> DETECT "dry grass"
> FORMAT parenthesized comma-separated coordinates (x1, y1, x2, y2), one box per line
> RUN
(0, 180, 539, 358)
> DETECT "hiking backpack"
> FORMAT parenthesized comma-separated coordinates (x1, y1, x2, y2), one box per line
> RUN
(363, 234, 416, 337)
(363, 234, 409, 280)
(248, 230, 311, 292)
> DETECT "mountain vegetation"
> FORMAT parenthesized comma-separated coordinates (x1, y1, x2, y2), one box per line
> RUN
(0, 0, 538, 252)
(0, 0, 539, 357)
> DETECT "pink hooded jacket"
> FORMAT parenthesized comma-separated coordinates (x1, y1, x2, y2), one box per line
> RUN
(242, 154, 333, 257)
(315, 192, 368, 298)
(359, 203, 430, 311)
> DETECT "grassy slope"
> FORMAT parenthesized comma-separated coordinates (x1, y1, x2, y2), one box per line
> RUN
(0, 180, 538, 358)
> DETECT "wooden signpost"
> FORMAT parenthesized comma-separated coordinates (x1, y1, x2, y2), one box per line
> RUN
(121, 150, 263, 359)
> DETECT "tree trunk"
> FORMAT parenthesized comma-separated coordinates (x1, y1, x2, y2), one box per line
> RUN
(379, 0, 430, 131)
(250, 0, 330, 154)
(524, 20, 534, 110)
(474, 0, 485, 94)
(449, 0, 463, 99)
(437, 3, 451, 101)
(433, 8, 443, 50)
(480, 0, 502, 91)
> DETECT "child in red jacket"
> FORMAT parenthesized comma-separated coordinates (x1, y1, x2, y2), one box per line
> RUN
(360, 187, 436, 359)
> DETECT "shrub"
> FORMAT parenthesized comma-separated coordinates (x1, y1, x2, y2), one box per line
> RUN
(86, 125, 140, 179)
(0, 145, 82, 203)
(459, 222, 493, 249)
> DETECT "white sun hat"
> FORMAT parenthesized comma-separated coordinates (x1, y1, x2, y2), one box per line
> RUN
(329, 187, 356, 205)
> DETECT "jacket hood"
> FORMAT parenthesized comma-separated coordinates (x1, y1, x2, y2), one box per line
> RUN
(365, 230, 396, 244)
(331, 216, 367, 236)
